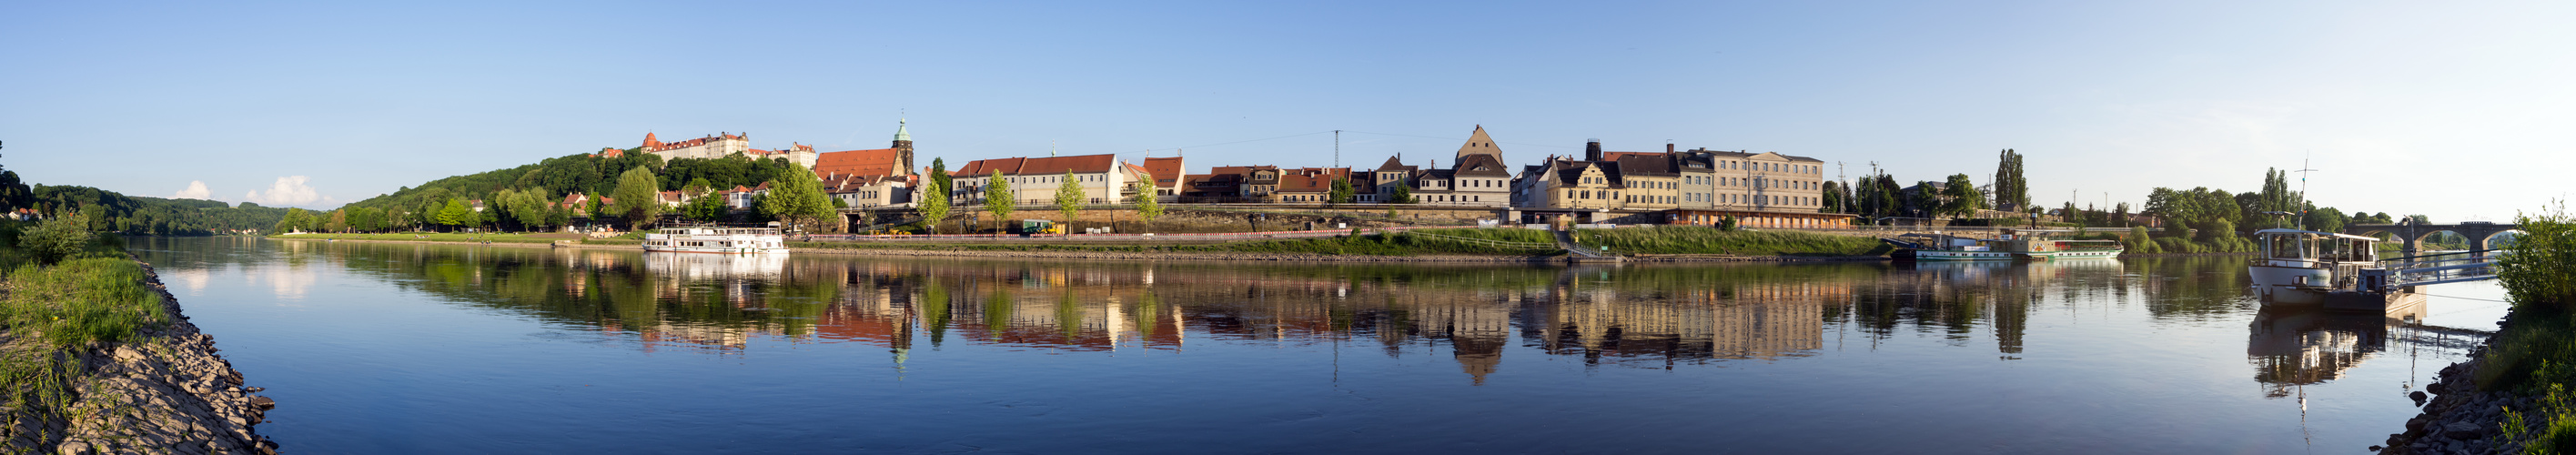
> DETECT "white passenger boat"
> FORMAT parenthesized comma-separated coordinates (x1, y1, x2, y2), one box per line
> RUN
(642, 227, 790, 254)
(2247, 228, 2383, 305)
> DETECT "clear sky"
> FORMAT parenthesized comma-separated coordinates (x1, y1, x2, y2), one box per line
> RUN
(4, 1, 2570, 221)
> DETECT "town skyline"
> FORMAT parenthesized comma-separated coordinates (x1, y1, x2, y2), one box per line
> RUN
(5, 2, 2571, 221)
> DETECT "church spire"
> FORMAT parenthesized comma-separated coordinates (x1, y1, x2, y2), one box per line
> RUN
(893, 118, 911, 143)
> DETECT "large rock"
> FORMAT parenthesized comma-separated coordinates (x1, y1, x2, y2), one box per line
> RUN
(2445, 421, 2484, 440)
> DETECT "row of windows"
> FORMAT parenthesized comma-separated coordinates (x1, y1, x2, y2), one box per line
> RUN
(1722, 161, 1818, 175)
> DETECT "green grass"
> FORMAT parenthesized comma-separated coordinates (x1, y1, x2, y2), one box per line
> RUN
(1572, 227, 1884, 256)
(1, 258, 168, 349)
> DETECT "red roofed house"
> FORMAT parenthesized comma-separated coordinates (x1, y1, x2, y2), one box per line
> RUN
(1140, 156, 1185, 203)
(1272, 167, 1351, 204)
(952, 153, 1147, 207)
(813, 120, 916, 181)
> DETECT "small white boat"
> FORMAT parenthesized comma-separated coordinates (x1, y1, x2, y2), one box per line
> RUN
(642, 227, 790, 254)
(2247, 228, 2382, 304)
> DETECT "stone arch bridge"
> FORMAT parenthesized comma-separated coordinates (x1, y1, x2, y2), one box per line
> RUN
(2342, 222, 2523, 253)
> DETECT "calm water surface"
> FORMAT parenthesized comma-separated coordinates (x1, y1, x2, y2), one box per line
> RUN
(126, 237, 2511, 454)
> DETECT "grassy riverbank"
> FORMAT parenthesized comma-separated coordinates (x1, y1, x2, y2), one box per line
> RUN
(2478, 203, 2576, 452)
(0, 221, 170, 449)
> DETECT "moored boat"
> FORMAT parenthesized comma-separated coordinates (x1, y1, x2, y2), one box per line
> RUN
(642, 227, 790, 254)
(2247, 228, 2382, 304)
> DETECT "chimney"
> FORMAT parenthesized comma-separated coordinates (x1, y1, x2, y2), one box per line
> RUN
(1585, 139, 1602, 161)
(1666, 143, 1675, 153)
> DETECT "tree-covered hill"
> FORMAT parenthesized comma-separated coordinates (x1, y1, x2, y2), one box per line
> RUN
(25, 185, 289, 236)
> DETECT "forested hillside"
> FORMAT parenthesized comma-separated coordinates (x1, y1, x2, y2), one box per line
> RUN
(288, 147, 812, 233)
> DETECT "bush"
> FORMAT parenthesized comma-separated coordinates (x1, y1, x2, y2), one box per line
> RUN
(2500, 201, 2576, 312)
(16, 217, 92, 266)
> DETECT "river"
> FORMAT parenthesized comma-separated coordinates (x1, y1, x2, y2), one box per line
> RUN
(125, 237, 2512, 454)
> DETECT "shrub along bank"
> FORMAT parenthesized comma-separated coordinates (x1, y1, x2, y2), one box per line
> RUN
(2470, 202, 2576, 453)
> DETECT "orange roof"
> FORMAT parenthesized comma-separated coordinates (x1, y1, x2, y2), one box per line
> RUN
(816, 148, 905, 177)
(1142, 157, 1185, 186)
(955, 153, 1117, 176)
(1276, 167, 1349, 193)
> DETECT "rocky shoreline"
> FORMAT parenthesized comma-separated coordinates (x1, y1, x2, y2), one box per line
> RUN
(2381, 320, 2540, 454)
(8, 261, 278, 454)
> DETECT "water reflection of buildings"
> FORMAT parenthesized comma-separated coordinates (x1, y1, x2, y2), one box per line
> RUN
(331, 241, 2163, 385)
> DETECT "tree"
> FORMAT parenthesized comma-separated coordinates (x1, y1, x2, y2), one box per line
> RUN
(682, 177, 715, 197)
(19, 212, 92, 266)
(323, 209, 349, 233)
(928, 158, 952, 204)
(1389, 185, 1417, 204)
(680, 193, 727, 222)
(1132, 178, 1162, 227)
(1992, 149, 2028, 212)
(1328, 177, 1355, 205)
(760, 162, 835, 234)
(984, 170, 1014, 223)
(917, 177, 950, 234)
(610, 166, 664, 230)
(2305, 207, 2348, 234)
(1821, 181, 1846, 214)
(1054, 170, 1085, 234)
(436, 198, 471, 230)
(1937, 174, 1985, 218)
(2127, 225, 2162, 253)
(273, 208, 309, 233)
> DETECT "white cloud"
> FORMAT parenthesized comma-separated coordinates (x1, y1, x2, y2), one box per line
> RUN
(243, 176, 335, 207)
(172, 180, 214, 200)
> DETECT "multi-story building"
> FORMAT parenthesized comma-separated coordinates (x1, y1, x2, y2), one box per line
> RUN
(1512, 141, 1628, 219)
(824, 174, 912, 209)
(638, 132, 751, 161)
(1445, 126, 1513, 207)
(1667, 147, 1844, 228)
(1514, 141, 1851, 228)
(1357, 126, 1513, 207)
(952, 154, 1150, 207)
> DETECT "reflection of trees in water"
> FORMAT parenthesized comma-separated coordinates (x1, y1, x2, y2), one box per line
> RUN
(138, 238, 2331, 385)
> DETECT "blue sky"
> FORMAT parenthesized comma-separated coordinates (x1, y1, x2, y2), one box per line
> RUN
(4, 1, 2570, 221)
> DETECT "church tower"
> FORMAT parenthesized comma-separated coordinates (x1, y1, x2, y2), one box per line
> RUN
(1455, 125, 1503, 164)
(893, 118, 915, 176)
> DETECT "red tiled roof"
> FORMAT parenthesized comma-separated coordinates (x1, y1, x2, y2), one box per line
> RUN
(1142, 157, 1185, 186)
(816, 148, 905, 177)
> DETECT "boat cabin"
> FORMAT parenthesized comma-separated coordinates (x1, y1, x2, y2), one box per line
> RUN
(2253, 228, 2380, 266)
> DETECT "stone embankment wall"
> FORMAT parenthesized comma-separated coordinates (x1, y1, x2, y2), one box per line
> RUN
(10, 262, 278, 454)
(2382, 328, 2540, 455)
